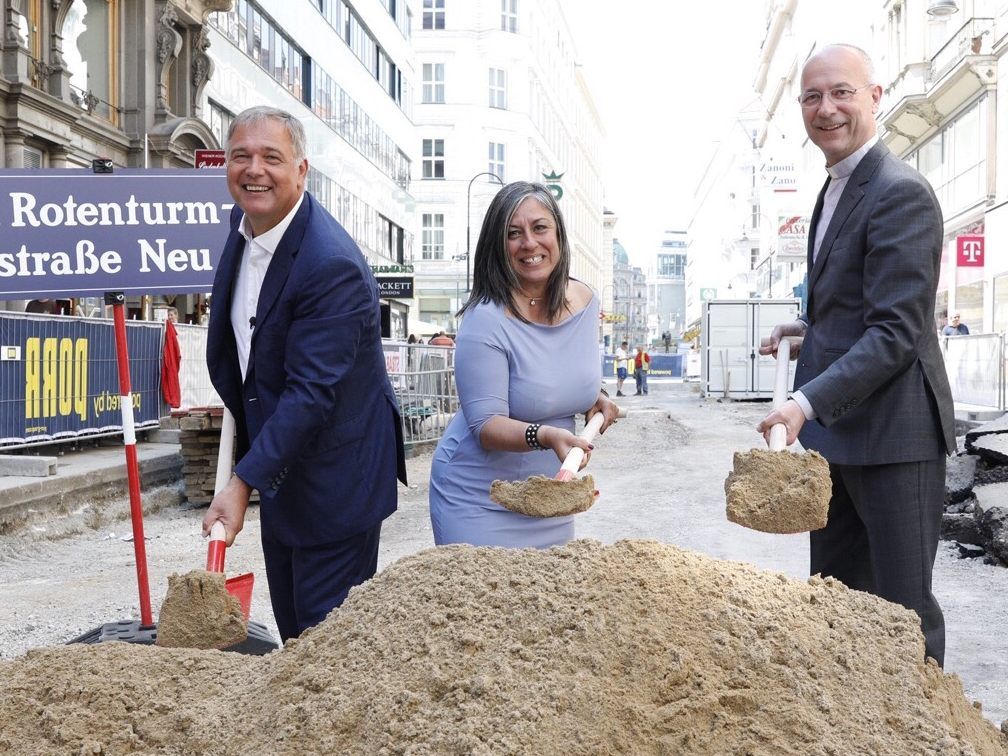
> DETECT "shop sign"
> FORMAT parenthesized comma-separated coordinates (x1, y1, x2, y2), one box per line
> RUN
(376, 276, 413, 299)
(956, 235, 984, 267)
(777, 215, 810, 261)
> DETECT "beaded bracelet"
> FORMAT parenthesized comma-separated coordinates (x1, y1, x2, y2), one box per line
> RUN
(525, 423, 544, 450)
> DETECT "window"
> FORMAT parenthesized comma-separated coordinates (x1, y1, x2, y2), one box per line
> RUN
(422, 63, 444, 103)
(422, 0, 444, 30)
(422, 139, 444, 179)
(488, 142, 505, 181)
(208, 101, 235, 147)
(488, 68, 507, 109)
(501, 0, 517, 32)
(422, 213, 445, 260)
(909, 95, 986, 217)
(63, 0, 119, 124)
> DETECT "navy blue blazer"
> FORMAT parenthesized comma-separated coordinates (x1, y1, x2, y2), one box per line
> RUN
(796, 141, 955, 465)
(207, 192, 406, 547)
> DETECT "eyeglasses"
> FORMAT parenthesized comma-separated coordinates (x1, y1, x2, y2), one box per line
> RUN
(797, 84, 873, 108)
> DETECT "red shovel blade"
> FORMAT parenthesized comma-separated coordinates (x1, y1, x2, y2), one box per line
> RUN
(225, 572, 254, 622)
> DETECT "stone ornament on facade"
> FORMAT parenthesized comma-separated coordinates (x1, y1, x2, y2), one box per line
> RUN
(906, 102, 943, 128)
(155, 0, 182, 116)
(190, 24, 212, 117)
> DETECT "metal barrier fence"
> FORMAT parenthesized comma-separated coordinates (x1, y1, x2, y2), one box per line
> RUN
(0, 316, 459, 451)
(941, 332, 1006, 412)
(383, 342, 458, 448)
(0, 311, 165, 448)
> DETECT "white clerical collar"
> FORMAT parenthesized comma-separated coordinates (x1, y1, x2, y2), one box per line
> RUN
(826, 134, 879, 180)
(238, 193, 306, 253)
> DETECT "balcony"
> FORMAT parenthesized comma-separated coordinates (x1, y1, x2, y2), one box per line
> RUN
(882, 17, 996, 156)
(927, 18, 994, 86)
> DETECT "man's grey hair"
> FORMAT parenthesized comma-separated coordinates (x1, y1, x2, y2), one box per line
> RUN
(226, 106, 307, 162)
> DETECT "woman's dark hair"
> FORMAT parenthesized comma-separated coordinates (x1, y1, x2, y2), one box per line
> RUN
(457, 181, 571, 323)
(407, 334, 417, 344)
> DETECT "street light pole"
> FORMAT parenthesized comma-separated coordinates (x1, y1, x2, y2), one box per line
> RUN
(466, 171, 505, 292)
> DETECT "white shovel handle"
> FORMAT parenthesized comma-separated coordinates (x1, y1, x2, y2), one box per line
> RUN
(769, 338, 790, 451)
(559, 406, 628, 475)
(213, 407, 236, 496)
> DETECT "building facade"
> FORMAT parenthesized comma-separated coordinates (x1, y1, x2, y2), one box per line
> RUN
(0, 0, 415, 332)
(203, 0, 418, 336)
(647, 229, 687, 344)
(611, 238, 648, 349)
(410, 0, 606, 333)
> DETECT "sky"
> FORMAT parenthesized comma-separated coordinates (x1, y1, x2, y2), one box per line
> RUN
(566, 0, 767, 268)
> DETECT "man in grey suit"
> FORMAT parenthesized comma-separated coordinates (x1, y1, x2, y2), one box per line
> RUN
(757, 44, 955, 665)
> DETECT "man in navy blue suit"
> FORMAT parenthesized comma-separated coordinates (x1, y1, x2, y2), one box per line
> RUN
(204, 106, 406, 642)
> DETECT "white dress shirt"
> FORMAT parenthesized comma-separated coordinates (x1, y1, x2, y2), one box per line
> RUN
(794, 135, 879, 421)
(230, 195, 305, 379)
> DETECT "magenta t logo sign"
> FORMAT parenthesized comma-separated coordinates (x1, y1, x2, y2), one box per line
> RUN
(956, 235, 984, 267)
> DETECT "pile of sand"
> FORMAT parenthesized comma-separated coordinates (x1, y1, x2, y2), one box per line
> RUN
(1, 540, 1005, 755)
(725, 448, 832, 534)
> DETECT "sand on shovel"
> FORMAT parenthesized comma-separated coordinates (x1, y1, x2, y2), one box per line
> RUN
(490, 473, 596, 517)
(725, 448, 832, 533)
(156, 569, 248, 650)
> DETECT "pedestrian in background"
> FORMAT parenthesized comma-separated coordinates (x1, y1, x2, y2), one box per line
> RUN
(204, 105, 406, 643)
(634, 345, 650, 395)
(615, 340, 629, 396)
(757, 44, 955, 665)
(428, 181, 619, 548)
(942, 312, 969, 336)
(429, 331, 455, 346)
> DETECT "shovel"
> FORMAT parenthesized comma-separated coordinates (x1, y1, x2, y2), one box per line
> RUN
(556, 406, 628, 482)
(207, 408, 254, 620)
(724, 338, 832, 534)
(155, 408, 274, 651)
(490, 406, 627, 517)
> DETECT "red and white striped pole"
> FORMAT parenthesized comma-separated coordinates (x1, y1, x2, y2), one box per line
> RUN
(104, 291, 153, 627)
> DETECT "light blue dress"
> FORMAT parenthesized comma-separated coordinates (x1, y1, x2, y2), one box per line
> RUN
(429, 294, 601, 548)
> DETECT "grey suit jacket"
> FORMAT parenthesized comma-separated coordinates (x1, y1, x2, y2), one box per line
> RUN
(795, 140, 956, 465)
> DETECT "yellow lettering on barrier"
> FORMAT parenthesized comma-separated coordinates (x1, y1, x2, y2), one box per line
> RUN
(58, 338, 72, 417)
(24, 336, 89, 421)
(25, 337, 39, 418)
(74, 339, 88, 421)
(42, 338, 56, 417)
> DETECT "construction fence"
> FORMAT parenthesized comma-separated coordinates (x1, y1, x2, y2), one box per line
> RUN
(941, 333, 1005, 413)
(0, 313, 457, 450)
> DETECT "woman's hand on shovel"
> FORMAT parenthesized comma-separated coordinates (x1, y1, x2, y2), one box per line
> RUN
(538, 426, 594, 470)
(585, 391, 621, 434)
(757, 400, 806, 447)
(202, 473, 252, 546)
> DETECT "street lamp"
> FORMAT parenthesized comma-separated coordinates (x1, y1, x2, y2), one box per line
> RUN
(466, 171, 505, 291)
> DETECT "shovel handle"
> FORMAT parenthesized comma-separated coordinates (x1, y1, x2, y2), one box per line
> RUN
(205, 408, 235, 573)
(558, 406, 628, 477)
(206, 521, 226, 573)
(769, 338, 790, 452)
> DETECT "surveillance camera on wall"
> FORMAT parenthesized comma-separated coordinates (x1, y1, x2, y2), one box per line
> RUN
(91, 158, 114, 173)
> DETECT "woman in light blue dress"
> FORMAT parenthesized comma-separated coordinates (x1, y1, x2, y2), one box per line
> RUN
(429, 182, 620, 548)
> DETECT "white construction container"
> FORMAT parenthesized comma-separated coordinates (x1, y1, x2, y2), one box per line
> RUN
(701, 299, 801, 399)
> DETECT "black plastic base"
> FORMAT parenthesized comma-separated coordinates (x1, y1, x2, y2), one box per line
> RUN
(68, 619, 279, 655)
